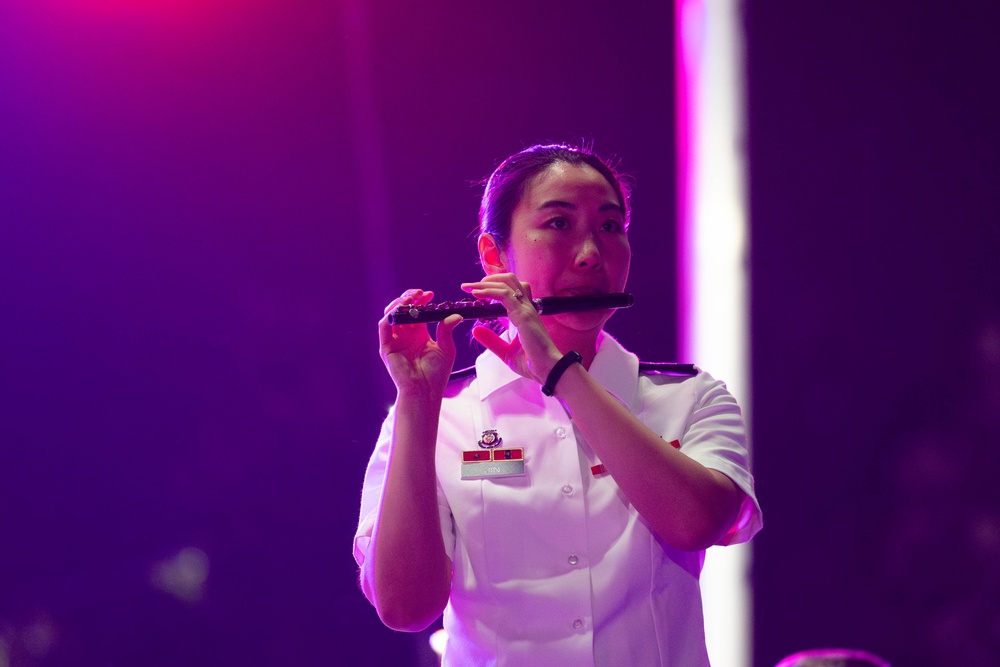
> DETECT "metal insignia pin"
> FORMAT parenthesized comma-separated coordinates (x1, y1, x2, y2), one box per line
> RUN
(478, 429, 502, 449)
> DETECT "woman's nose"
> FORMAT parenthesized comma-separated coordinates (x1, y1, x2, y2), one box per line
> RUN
(576, 233, 602, 269)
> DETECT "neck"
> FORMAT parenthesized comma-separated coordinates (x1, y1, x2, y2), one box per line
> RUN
(546, 321, 604, 369)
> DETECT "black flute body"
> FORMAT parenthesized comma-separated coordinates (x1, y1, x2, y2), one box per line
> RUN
(387, 293, 634, 325)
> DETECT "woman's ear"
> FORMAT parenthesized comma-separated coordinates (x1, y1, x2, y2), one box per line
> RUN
(478, 233, 509, 275)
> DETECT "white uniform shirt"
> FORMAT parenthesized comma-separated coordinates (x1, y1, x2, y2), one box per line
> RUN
(355, 332, 762, 666)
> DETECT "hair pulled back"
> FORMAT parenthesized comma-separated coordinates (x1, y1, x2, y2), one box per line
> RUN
(478, 144, 631, 251)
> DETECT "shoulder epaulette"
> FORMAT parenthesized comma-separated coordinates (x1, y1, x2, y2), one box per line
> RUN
(448, 365, 477, 383)
(638, 362, 698, 376)
(450, 362, 695, 381)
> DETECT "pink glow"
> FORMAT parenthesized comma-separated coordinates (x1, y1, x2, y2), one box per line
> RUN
(674, 0, 702, 362)
(25, 0, 211, 15)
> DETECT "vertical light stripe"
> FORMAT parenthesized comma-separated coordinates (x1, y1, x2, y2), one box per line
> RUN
(676, 1, 752, 666)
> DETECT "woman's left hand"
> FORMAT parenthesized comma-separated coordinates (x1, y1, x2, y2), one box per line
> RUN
(461, 274, 563, 382)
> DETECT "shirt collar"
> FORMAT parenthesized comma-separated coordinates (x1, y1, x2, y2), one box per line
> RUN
(588, 331, 640, 409)
(475, 330, 639, 409)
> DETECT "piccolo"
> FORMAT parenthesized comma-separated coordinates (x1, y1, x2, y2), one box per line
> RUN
(388, 292, 634, 325)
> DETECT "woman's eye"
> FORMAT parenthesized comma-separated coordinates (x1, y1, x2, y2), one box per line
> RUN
(601, 220, 623, 232)
(547, 217, 569, 229)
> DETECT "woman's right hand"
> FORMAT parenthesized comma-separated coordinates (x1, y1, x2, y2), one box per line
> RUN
(378, 289, 463, 396)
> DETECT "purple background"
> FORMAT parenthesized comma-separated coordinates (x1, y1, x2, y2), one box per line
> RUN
(1, 1, 997, 666)
(748, 3, 1000, 666)
(1, 1, 674, 665)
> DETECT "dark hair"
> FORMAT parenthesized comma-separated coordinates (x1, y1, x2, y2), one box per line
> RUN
(478, 144, 631, 251)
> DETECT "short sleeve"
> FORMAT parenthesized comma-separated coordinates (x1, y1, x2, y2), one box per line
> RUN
(353, 409, 394, 569)
(681, 373, 762, 545)
(638, 370, 762, 546)
(353, 406, 457, 573)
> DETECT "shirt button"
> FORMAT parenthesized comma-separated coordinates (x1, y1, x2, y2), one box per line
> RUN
(568, 554, 579, 566)
(561, 485, 573, 495)
(555, 427, 567, 439)
(572, 618, 584, 630)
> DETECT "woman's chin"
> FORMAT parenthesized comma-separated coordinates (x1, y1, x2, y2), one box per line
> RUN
(548, 310, 613, 334)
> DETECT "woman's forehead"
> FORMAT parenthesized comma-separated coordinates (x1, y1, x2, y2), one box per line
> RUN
(520, 162, 619, 208)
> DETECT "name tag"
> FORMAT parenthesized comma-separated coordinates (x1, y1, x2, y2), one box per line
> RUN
(461, 448, 525, 479)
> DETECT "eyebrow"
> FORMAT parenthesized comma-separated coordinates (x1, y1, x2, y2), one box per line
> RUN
(537, 200, 624, 214)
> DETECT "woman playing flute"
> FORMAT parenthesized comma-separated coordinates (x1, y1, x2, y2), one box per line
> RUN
(354, 144, 762, 666)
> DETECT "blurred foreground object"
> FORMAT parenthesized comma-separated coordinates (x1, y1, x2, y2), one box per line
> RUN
(776, 648, 889, 667)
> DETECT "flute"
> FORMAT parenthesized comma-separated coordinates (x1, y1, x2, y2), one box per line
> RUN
(388, 292, 634, 325)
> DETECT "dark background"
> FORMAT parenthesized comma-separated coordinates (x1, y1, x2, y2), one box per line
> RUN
(1, 1, 997, 666)
(748, 3, 1000, 666)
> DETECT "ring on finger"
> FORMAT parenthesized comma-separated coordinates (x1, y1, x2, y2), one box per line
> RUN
(512, 289, 523, 301)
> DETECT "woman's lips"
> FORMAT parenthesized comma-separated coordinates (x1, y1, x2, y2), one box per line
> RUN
(558, 287, 607, 297)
